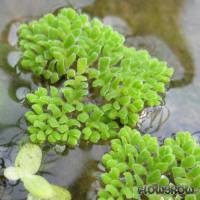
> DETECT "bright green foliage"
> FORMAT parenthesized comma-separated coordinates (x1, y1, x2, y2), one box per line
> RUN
(25, 86, 81, 146)
(98, 127, 200, 200)
(18, 8, 125, 83)
(4, 143, 71, 200)
(20, 8, 173, 144)
(25, 86, 118, 146)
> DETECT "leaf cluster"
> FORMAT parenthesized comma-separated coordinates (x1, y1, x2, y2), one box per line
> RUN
(25, 85, 118, 145)
(20, 8, 174, 145)
(18, 8, 125, 83)
(98, 127, 200, 200)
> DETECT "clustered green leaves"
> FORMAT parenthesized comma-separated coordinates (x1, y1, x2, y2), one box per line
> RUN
(25, 86, 82, 146)
(21, 8, 173, 146)
(25, 85, 118, 146)
(18, 8, 125, 83)
(4, 143, 71, 200)
(8, 6, 200, 200)
(98, 127, 200, 200)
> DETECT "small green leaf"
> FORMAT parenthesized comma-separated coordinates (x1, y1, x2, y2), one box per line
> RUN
(172, 167, 186, 178)
(147, 170, 161, 184)
(50, 72, 59, 83)
(191, 175, 200, 188)
(105, 184, 119, 197)
(67, 69, 76, 78)
(155, 162, 169, 173)
(132, 164, 147, 175)
(37, 131, 46, 142)
(77, 112, 89, 123)
(67, 136, 78, 146)
(159, 175, 169, 186)
(124, 172, 133, 187)
(48, 117, 59, 128)
(67, 119, 81, 127)
(32, 104, 43, 115)
(47, 104, 61, 118)
(134, 174, 144, 186)
(83, 127, 92, 140)
(50, 86, 59, 97)
(121, 186, 133, 199)
(62, 103, 75, 113)
(188, 166, 200, 178)
(66, 53, 76, 68)
(98, 57, 110, 72)
(26, 94, 38, 103)
(118, 96, 131, 106)
(181, 155, 195, 168)
(77, 58, 87, 74)
(90, 131, 101, 143)
(69, 129, 81, 139)
(175, 177, 191, 186)
(101, 173, 112, 185)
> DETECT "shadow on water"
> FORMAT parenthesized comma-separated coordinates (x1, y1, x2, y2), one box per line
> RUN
(69, 160, 99, 200)
(84, 0, 195, 88)
(0, 22, 32, 103)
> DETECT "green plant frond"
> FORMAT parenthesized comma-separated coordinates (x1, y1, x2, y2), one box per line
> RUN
(98, 129, 200, 200)
(22, 8, 173, 147)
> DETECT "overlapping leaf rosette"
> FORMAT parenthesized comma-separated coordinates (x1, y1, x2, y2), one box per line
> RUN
(98, 127, 200, 200)
(19, 8, 173, 146)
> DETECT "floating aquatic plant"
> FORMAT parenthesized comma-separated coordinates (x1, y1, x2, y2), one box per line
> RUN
(2, 3, 198, 200)
(21, 8, 173, 145)
(18, 8, 125, 83)
(4, 143, 71, 200)
(25, 86, 118, 146)
(98, 127, 200, 200)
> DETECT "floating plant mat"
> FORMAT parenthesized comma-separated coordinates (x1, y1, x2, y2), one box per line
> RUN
(0, 4, 199, 200)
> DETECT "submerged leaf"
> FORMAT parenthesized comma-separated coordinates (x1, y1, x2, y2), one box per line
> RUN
(4, 167, 20, 181)
(51, 184, 71, 200)
(15, 143, 42, 175)
(22, 175, 54, 199)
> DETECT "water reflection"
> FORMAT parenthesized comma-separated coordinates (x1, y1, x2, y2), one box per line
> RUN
(69, 160, 99, 200)
(138, 106, 170, 135)
(0, 21, 36, 104)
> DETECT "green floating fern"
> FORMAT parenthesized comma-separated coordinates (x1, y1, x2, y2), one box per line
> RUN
(21, 8, 173, 145)
(98, 127, 200, 200)
(18, 8, 125, 83)
(25, 85, 118, 146)
(12, 7, 199, 200)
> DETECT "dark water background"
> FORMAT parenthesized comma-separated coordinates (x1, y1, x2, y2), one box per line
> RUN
(0, 0, 200, 199)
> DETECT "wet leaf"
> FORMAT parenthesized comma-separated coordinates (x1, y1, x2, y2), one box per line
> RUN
(22, 175, 54, 199)
(15, 143, 42, 175)
(4, 167, 20, 181)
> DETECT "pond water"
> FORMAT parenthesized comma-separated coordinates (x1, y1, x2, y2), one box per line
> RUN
(0, 0, 200, 199)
